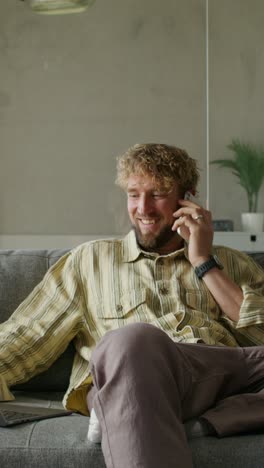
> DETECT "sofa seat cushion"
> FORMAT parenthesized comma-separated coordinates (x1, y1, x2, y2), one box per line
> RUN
(0, 249, 75, 394)
(0, 413, 106, 468)
(0, 393, 264, 468)
(1, 413, 264, 468)
(0, 390, 104, 467)
(190, 434, 264, 468)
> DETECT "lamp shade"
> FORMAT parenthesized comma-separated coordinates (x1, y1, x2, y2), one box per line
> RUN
(24, 0, 96, 15)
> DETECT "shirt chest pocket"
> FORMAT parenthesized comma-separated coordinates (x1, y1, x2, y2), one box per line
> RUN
(96, 289, 147, 319)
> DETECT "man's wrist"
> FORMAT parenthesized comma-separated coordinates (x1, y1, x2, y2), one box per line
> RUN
(194, 255, 224, 280)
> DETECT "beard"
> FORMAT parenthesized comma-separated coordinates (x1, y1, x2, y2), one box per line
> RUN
(132, 222, 177, 252)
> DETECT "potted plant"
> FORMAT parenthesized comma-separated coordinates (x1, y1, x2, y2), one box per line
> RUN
(211, 139, 264, 232)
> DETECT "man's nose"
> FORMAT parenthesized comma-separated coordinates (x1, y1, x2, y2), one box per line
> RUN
(137, 196, 153, 214)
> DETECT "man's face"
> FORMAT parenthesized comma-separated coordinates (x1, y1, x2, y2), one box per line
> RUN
(126, 173, 182, 253)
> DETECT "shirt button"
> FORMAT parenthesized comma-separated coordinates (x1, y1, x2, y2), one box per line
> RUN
(160, 287, 169, 295)
(116, 304, 123, 312)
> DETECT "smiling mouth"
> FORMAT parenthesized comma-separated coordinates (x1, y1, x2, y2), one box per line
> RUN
(138, 218, 157, 225)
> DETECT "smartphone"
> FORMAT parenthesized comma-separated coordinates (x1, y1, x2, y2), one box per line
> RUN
(184, 191, 193, 201)
(176, 192, 192, 237)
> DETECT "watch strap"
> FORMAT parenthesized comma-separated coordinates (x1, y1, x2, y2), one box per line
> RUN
(194, 255, 223, 279)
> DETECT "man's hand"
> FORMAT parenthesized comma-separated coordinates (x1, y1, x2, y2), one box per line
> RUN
(172, 198, 214, 267)
(173, 199, 243, 321)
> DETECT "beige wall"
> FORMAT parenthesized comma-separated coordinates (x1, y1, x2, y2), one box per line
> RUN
(209, 0, 264, 227)
(0, 0, 263, 235)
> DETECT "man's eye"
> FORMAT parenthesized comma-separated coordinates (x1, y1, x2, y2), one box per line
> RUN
(128, 193, 138, 198)
(153, 193, 166, 198)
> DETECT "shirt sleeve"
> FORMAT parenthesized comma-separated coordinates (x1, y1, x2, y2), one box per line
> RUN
(0, 250, 85, 400)
(219, 248, 264, 345)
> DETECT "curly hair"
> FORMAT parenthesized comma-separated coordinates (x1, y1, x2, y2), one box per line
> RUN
(115, 143, 200, 194)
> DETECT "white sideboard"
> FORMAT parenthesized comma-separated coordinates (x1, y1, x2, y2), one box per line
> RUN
(1, 232, 264, 252)
(214, 232, 264, 252)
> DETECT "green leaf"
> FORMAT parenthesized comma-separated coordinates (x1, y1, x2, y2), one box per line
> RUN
(210, 139, 264, 212)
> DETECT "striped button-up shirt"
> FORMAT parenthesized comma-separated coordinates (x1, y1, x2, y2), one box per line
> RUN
(1, 230, 264, 415)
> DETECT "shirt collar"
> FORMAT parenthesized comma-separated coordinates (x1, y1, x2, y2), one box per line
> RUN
(122, 230, 142, 262)
(122, 230, 188, 263)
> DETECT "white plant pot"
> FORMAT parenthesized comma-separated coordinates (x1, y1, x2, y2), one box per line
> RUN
(241, 212, 264, 233)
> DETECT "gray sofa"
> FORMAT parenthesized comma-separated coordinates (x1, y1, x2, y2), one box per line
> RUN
(1, 247, 264, 468)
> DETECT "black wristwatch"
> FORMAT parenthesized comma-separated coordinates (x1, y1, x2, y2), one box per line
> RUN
(194, 255, 224, 279)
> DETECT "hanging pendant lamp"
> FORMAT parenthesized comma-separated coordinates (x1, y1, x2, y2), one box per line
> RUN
(21, 0, 96, 15)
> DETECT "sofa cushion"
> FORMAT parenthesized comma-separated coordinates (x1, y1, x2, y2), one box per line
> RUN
(0, 249, 75, 393)
(190, 433, 264, 468)
(0, 403, 263, 468)
(0, 249, 69, 322)
(249, 252, 264, 269)
(11, 342, 75, 392)
(0, 413, 106, 468)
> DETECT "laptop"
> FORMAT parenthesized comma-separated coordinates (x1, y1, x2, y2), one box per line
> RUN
(0, 402, 72, 427)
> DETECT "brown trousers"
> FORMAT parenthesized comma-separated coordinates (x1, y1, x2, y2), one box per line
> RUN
(87, 323, 264, 468)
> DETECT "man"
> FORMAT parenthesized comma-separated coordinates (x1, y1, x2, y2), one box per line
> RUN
(1, 143, 264, 468)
